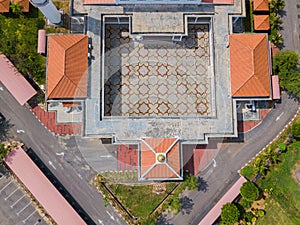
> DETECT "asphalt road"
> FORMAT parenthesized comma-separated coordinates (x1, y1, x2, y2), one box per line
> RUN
(0, 85, 123, 225)
(162, 93, 299, 225)
(280, 0, 300, 54)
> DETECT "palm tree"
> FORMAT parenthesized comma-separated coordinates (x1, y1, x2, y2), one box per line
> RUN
(10, 2, 23, 15)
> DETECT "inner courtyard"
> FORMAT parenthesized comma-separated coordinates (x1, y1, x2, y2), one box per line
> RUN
(103, 21, 213, 117)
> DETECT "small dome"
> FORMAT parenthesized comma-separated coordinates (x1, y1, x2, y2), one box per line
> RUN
(157, 154, 165, 163)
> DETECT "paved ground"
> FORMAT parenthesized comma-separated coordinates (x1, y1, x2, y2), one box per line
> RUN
(104, 23, 212, 117)
(29, 104, 82, 135)
(159, 92, 299, 225)
(280, 0, 300, 54)
(0, 171, 49, 225)
(0, 84, 124, 225)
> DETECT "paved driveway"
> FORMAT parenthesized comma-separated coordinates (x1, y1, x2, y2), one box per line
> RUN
(0, 172, 48, 225)
(280, 0, 300, 53)
(159, 92, 299, 225)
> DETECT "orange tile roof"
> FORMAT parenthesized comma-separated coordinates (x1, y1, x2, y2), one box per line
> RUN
(0, 0, 10, 13)
(139, 138, 182, 180)
(254, 15, 270, 31)
(47, 35, 88, 99)
(13, 0, 29, 12)
(253, 0, 269, 11)
(229, 34, 271, 97)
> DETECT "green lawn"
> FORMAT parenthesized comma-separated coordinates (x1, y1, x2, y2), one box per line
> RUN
(256, 198, 295, 225)
(256, 142, 300, 224)
(108, 183, 177, 217)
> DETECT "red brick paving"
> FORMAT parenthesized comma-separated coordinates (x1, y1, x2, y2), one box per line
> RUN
(117, 144, 138, 171)
(238, 109, 271, 133)
(29, 105, 81, 135)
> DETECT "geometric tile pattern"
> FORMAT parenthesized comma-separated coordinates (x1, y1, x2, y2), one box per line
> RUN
(104, 24, 211, 117)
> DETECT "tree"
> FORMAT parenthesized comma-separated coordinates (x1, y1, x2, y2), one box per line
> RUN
(292, 123, 300, 138)
(221, 203, 240, 225)
(0, 143, 8, 160)
(10, 2, 23, 15)
(240, 182, 259, 202)
(273, 50, 300, 97)
(253, 157, 269, 176)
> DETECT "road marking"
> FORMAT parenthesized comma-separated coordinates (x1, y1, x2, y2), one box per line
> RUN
(106, 211, 115, 221)
(22, 210, 36, 223)
(276, 112, 284, 121)
(98, 219, 104, 225)
(0, 86, 3, 91)
(100, 155, 112, 158)
(56, 152, 65, 156)
(17, 202, 31, 216)
(11, 194, 26, 208)
(48, 161, 56, 170)
(4, 187, 19, 200)
(213, 159, 217, 168)
(0, 180, 13, 193)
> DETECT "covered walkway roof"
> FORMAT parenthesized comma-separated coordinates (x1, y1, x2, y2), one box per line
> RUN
(4, 147, 86, 225)
(0, 54, 37, 105)
(199, 176, 247, 225)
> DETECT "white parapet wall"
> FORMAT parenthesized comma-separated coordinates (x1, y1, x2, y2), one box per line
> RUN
(30, 0, 61, 24)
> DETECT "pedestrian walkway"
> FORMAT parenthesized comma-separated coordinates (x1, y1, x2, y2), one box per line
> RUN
(29, 104, 82, 135)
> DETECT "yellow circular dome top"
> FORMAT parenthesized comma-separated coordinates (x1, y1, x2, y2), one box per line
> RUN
(157, 154, 165, 163)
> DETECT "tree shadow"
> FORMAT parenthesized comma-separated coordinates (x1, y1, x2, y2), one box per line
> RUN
(0, 113, 14, 141)
(198, 176, 208, 192)
(156, 215, 174, 225)
(181, 196, 194, 215)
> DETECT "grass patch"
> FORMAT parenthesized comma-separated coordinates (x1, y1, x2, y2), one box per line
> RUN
(108, 183, 177, 217)
(99, 171, 139, 183)
(256, 198, 295, 225)
(256, 142, 300, 224)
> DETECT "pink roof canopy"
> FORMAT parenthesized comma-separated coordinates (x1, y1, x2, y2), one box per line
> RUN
(4, 147, 86, 225)
(272, 75, 280, 100)
(198, 176, 247, 225)
(0, 54, 37, 105)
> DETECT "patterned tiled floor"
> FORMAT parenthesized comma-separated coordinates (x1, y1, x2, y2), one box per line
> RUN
(104, 24, 211, 117)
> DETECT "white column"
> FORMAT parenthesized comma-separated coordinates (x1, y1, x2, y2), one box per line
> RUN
(30, 0, 61, 24)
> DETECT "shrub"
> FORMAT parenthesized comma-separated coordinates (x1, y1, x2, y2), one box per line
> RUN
(244, 211, 256, 222)
(292, 123, 300, 138)
(239, 197, 252, 210)
(257, 209, 265, 217)
(240, 182, 259, 202)
(221, 203, 240, 225)
(278, 143, 286, 152)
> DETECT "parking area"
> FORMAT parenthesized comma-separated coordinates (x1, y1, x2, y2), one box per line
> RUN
(0, 173, 49, 225)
